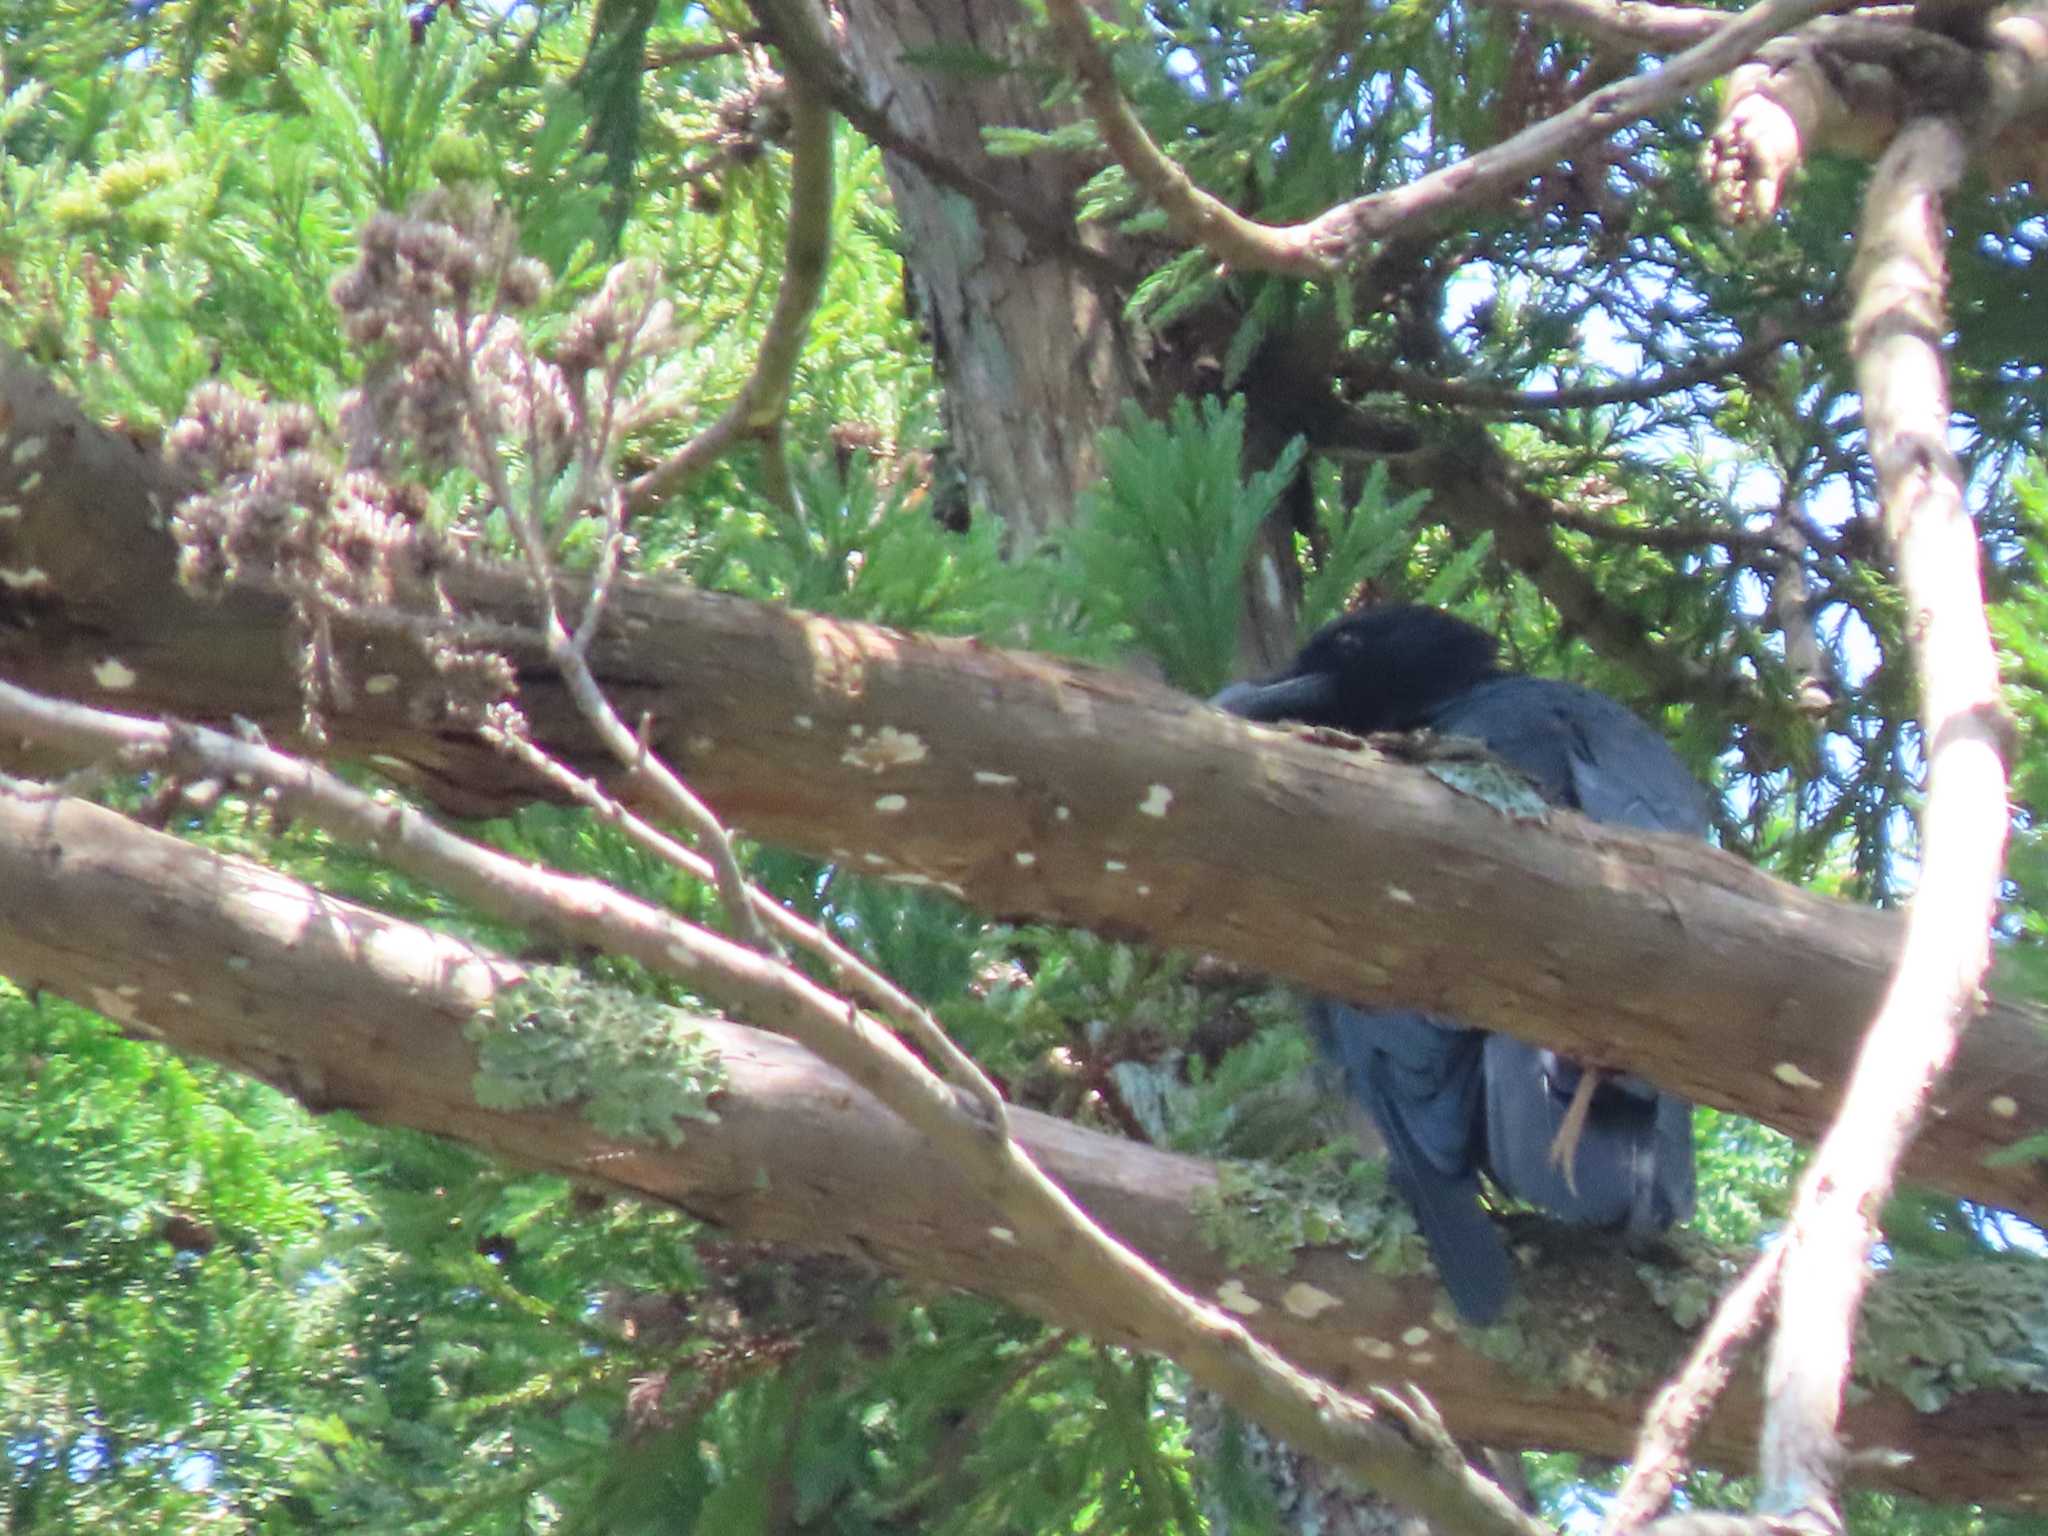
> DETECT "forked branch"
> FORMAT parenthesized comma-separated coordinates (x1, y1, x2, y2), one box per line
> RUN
(1044, 0, 1857, 277)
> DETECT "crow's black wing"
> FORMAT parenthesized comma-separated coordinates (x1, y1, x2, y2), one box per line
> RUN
(1426, 675, 1702, 1232)
(1214, 626, 1704, 1317)
(1430, 677, 1711, 837)
(1309, 1001, 1512, 1323)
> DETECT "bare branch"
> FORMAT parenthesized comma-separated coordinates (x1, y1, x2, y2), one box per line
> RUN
(1758, 115, 2007, 1526)
(1045, 0, 1862, 278)
(548, 641, 783, 952)
(1608, 1246, 1787, 1530)
(3, 778, 2047, 1507)
(1694, 6, 2048, 223)
(1350, 320, 1803, 417)
(0, 677, 1544, 1536)
(1704, 35, 1886, 224)
(628, 73, 836, 508)
(482, 721, 1009, 1126)
(1978, 7, 2048, 186)
(1038, 0, 1317, 274)
(2, 348, 2045, 1238)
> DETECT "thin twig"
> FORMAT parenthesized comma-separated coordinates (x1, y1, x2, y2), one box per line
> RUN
(546, 641, 777, 954)
(481, 719, 1009, 1128)
(1044, 0, 1863, 278)
(568, 277, 665, 654)
(0, 675, 1547, 1536)
(1352, 321, 1803, 416)
(628, 72, 836, 510)
(419, 119, 819, 956)
(1479, 0, 1734, 50)
(1607, 1245, 1786, 1530)
(423, 264, 779, 957)
(1755, 115, 2008, 1529)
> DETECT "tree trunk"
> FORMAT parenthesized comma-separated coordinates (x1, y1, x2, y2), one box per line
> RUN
(839, 0, 1148, 545)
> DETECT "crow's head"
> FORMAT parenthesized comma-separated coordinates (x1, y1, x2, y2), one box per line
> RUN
(1212, 605, 1501, 734)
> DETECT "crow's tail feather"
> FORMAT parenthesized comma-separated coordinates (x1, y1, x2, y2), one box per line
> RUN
(1354, 1078, 1511, 1322)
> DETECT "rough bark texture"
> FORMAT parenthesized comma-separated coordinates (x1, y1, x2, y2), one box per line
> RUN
(834, 0, 1147, 545)
(1, 350, 2045, 1232)
(1, 788, 2044, 1509)
(825, 0, 1309, 671)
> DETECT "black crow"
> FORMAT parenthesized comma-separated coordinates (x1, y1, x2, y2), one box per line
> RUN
(1213, 605, 1705, 1322)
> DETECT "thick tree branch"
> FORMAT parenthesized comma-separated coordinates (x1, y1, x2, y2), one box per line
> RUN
(0, 682, 1543, 1536)
(1, 785, 2045, 1507)
(1702, 5, 2048, 225)
(1, 352, 2046, 1236)
(1758, 115, 2006, 1527)
(1044, 0, 1859, 277)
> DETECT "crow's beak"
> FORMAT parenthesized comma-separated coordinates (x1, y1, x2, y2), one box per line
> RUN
(1211, 671, 1338, 724)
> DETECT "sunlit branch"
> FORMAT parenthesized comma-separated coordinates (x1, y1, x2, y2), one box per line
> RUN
(1758, 114, 2007, 1527)
(4, 753, 2045, 1509)
(1608, 1246, 1787, 1529)
(1046, 0, 1861, 277)
(481, 720, 1008, 1126)
(0, 677, 1549, 1536)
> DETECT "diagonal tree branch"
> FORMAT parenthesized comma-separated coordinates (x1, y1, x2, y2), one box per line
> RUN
(1, 780, 2045, 1508)
(1757, 114, 2007, 1528)
(627, 73, 836, 510)
(0, 679, 1545, 1536)
(1, 350, 2045, 1238)
(1608, 1246, 1787, 1529)
(482, 721, 1008, 1124)
(1043, 0, 1861, 278)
